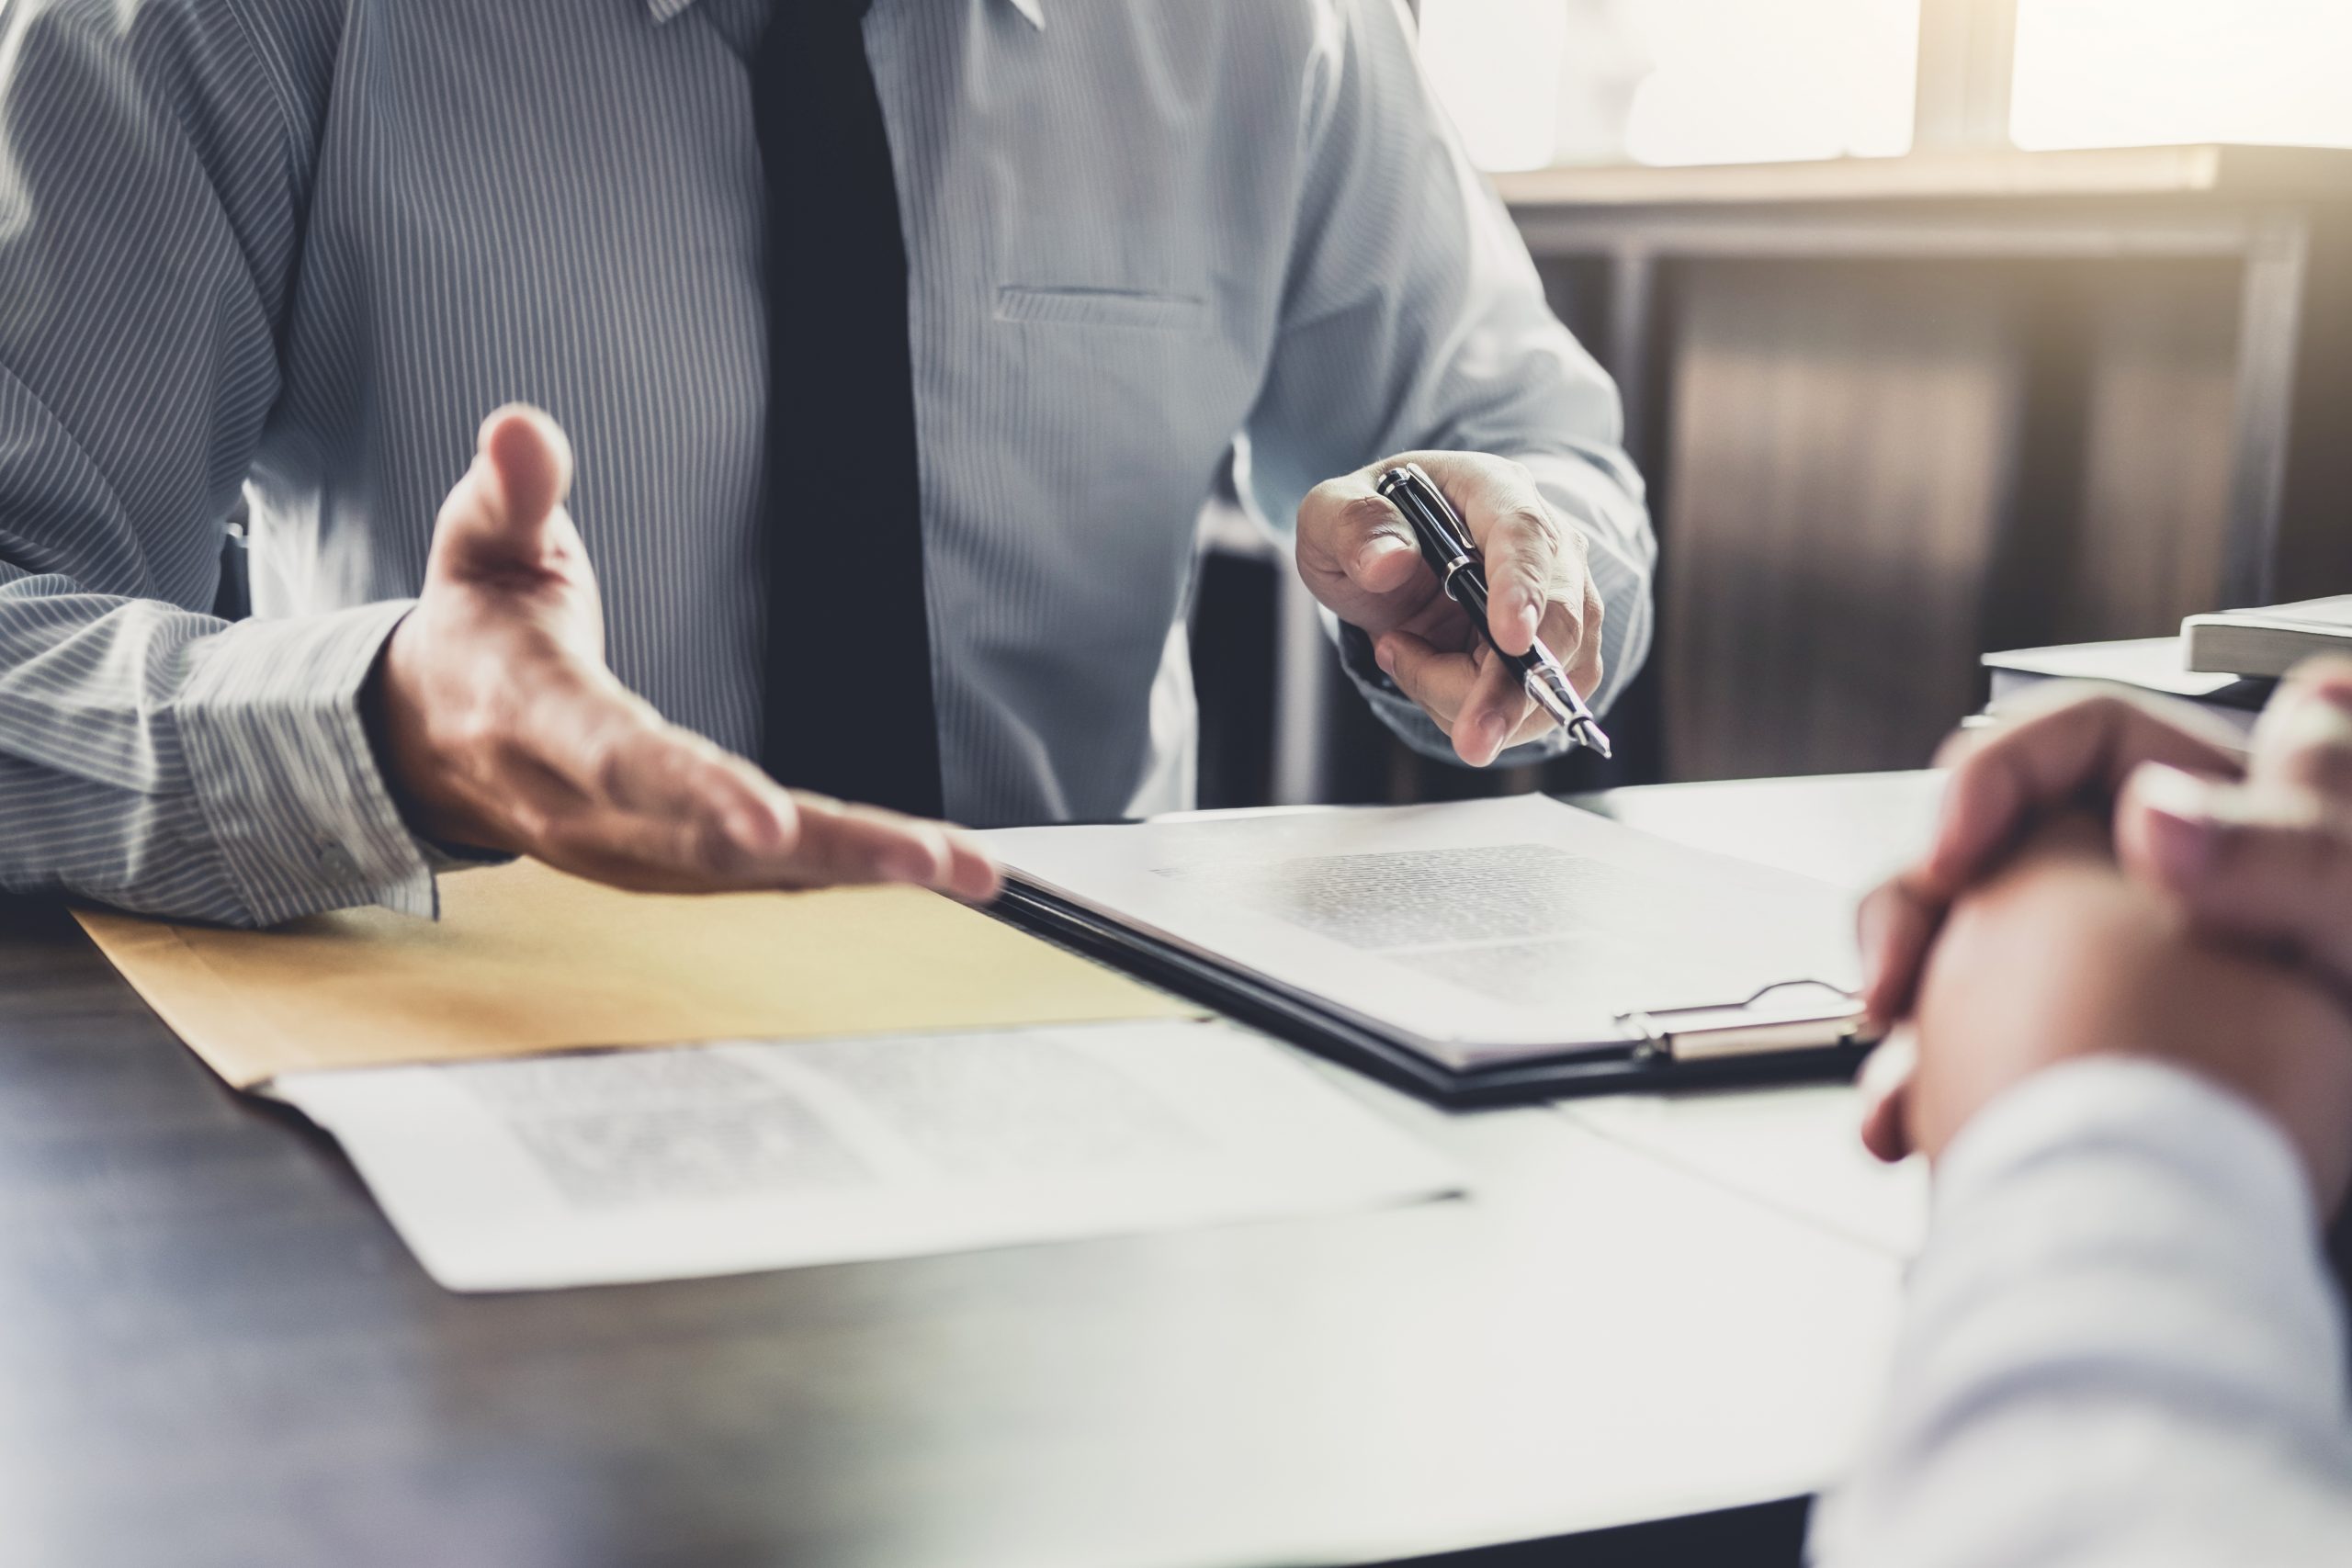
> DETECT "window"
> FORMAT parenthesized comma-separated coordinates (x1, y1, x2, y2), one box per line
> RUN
(2009, 0, 2352, 152)
(1421, 0, 2352, 172)
(1419, 0, 1919, 171)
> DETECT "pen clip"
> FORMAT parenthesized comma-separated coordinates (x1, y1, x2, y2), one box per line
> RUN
(1377, 463, 1476, 580)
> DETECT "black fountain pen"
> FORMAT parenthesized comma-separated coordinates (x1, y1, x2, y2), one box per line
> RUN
(1375, 462, 1613, 760)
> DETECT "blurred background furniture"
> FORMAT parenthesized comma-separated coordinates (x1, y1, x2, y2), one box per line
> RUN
(1192, 0, 2352, 801)
(1512, 144, 2352, 782)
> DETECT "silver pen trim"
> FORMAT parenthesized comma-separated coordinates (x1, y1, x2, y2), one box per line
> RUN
(1524, 668, 1576, 728)
(1523, 645, 1613, 759)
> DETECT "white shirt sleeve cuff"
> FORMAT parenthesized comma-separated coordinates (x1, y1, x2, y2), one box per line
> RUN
(1813, 1055, 2352, 1568)
(1514, 449, 1654, 719)
(1934, 1055, 2319, 1240)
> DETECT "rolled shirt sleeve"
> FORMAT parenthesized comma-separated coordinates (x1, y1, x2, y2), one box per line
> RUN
(1811, 1056, 2352, 1568)
(1239, 0, 1656, 764)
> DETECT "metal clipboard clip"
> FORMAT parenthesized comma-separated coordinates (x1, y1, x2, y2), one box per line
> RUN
(1617, 979, 1873, 1065)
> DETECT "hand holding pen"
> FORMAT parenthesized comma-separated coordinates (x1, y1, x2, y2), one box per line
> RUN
(1376, 462, 1611, 758)
(1293, 452, 1610, 765)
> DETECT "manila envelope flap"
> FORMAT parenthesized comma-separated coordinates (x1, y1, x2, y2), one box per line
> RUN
(74, 859, 1200, 1089)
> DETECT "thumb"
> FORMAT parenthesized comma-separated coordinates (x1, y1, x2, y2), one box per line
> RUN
(436, 404, 576, 574)
(1301, 477, 1421, 594)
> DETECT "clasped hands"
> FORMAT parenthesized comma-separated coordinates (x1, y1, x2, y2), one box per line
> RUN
(1857, 665, 2352, 1208)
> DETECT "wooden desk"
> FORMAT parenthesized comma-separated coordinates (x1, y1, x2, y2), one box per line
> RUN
(0, 775, 1940, 1568)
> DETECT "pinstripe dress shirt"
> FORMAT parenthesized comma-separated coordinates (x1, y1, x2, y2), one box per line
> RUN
(0, 0, 1653, 928)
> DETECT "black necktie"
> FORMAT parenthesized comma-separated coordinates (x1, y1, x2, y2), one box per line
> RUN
(752, 1, 944, 818)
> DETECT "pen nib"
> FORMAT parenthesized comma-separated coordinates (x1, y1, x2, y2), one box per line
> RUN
(1528, 664, 1614, 760)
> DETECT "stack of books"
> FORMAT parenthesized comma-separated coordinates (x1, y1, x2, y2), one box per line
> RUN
(2180, 595, 2352, 679)
(1975, 597, 2342, 751)
(1976, 595, 2352, 746)
(1980, 637, 2266, 743)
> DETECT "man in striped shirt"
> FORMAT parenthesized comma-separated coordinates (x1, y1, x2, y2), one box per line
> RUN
(0, 0, 1652, 926)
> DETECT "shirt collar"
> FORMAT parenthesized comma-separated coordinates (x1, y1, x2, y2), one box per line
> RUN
(645, 0, 1042, 28)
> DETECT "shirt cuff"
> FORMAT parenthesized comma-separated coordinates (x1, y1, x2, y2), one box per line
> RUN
(1516, 449, 1654, 719)
(1912, 1054, 2346, 1433)
(1811, 1055, 2349, 1568)
(176, 600, 441, 925)
(1935, 1056, 2318, 1238)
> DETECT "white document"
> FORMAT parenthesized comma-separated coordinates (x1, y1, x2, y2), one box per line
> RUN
(1557, 1085, 1929, 1258)
(267, 1020, 1462, 1292)
(978, 795, 1860, 1069)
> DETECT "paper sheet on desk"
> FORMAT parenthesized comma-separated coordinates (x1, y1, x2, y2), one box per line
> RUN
(1558, 1087, 1929, 1258)
(266, 1020, 1463, 1292)
(74, 859, 1200, 1089)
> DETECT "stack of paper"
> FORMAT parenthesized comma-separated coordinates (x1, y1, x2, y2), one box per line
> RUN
(1981, 637, 2266, 744)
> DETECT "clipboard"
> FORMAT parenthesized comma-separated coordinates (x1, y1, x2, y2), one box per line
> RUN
(994, 878, 1878, 1108)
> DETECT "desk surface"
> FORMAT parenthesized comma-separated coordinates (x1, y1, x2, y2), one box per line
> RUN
(0, 773, 1943, 1568)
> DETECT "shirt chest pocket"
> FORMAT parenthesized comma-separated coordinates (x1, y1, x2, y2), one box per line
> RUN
(978, 282, 1249, 509)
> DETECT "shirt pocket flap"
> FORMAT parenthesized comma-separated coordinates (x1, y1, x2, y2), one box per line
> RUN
(995, 286, 1208, 332)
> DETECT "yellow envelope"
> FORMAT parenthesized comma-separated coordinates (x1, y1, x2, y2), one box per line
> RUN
(76, 860, 1201, 1089)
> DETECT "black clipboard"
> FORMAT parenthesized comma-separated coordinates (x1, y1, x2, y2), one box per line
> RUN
(992, 878, 1878, 1108)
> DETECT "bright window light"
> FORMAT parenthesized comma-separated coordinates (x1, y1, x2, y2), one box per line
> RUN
(1619, 0, 1917, 165)
(2011, 0, 2352, 151)
(1419, 0, 1919, 171)
(1417, 0, 1575, 171)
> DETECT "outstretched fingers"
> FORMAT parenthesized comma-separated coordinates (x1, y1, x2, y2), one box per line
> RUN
(495, 668, 994, 897)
